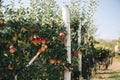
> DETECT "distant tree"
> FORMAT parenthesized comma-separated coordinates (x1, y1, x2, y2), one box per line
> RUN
(95, 39, 117, 51)
(29, 0, 62, 26)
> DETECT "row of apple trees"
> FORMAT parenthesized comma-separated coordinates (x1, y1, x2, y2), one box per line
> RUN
(70, 0, 98, 79)
(0, 0, 113, 80)
(1, 0, 67, 80)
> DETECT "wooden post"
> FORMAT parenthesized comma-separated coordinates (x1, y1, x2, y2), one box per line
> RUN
(62, 4, 71, 80)
(14, 75, 18, 80)
(26, 52, 40, 67)
(78, 20, 82, 80)
(114, 45, 118, 53)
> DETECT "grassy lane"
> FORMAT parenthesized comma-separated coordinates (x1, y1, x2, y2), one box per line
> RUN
(91, 55, 120, 80)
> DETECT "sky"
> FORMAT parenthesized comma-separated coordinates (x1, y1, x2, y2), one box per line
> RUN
(95, 0, 120, 40)
(3, 0, 120, 40)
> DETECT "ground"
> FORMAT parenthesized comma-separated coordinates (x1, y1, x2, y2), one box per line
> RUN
(91, 55, 120, 80)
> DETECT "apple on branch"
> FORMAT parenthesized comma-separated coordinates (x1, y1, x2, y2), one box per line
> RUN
(49, 59, 55, 64)
(9, 45, 16, 53)
(59, 32, 65, 39)
(7, 64, 13, 70)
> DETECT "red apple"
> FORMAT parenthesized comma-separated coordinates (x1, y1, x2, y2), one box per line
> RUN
(38, 44, 47, 53)
(9, 46, 16, 53)
(36, 38, 41, 43)
(72, 51, 78, 56)
(49, 59, 55, 64)
(59, 32, 65, 39)
(41, 38, 46, 44)
(7, 65, 13, 70)
(9, 48, 16, 53)
(57, 60, 62, 64)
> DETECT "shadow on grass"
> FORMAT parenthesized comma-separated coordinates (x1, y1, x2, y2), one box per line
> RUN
(108, 75, 120, 78)
(97, 71, 120, 75)
(98, 75, 120, 80)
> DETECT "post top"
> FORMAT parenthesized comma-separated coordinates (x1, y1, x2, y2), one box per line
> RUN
(62, 3, 69, 8)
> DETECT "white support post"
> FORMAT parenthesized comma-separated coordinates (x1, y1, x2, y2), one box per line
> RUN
(62, 4, 71, 80)
(78, 20, 82, 80)
(26, 52, 40, 67)
(114, 42, 119, 53)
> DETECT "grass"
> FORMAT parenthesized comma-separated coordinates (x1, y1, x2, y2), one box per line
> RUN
(96, 71, 120, 80)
